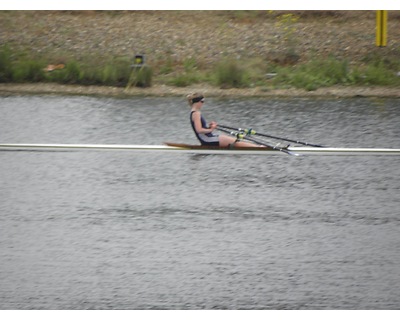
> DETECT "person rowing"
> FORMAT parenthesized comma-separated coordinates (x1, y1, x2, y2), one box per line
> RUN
(187, 92, 261, 148)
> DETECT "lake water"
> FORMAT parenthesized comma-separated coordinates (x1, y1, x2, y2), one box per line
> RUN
(1, 95, 400, 309)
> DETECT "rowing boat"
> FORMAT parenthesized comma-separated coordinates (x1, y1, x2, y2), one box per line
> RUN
(165, 143, 400, 155)
(1, 143, 400, 155)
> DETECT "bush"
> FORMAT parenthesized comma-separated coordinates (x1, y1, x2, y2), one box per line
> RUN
(45, 60, 82, 84)
(101, 65, 118, 85)
(12, 60, 46, 82)
(101, 58, 131, 86)
(0, 46, 13, 82)
(359, 63, 397, 86)
(273, 56, 353, 90)
(128, 65, 153, 88)
(168, 72, 202, 87)
(45, 58, 132, 86)
(63, 61, 82, 83)
(215, 58, 249, 88)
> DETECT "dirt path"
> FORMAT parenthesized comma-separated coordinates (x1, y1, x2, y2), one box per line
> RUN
(1, 83, 400, 98)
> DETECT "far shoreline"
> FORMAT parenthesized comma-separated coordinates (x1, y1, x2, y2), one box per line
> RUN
(1, 83, 400, 99)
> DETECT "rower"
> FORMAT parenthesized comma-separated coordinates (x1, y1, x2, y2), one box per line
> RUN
(187, 92, 261, 148)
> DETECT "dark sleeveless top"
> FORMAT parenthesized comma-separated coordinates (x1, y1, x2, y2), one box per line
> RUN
(190, 111, 219, 146)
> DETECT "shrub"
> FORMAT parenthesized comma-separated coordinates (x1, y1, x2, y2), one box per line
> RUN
(183, 57, 198, 73)
(128, 65, 153, 88)
(12, 60, 46, 82)
(215, 58, 248, 88)
(273, 56, 353, 90)
(168, 72, 202, 87)
(64, 61, 82, 83)
(0, 46, 13, 82)
(101, 64, 117, 85)
(45, 60, 82, 84)
(101, 58, 131, 86)
(360, 63, 397, 86)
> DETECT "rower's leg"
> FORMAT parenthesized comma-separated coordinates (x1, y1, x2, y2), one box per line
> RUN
(218, 135, 261, 147)
(234, 140, 264, 147)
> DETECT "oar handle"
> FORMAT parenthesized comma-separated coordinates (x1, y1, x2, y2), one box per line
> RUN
(217, 126, 299, 156)
(237, 128, 257, 135)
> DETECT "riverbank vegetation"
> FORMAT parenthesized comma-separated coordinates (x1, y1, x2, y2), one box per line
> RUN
(1, 44, 399, 91)
(1, 11, 400, 92)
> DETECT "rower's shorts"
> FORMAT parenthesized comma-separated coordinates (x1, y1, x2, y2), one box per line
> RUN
(198, 133, 220, 146)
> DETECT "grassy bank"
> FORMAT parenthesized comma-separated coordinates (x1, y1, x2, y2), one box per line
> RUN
(2, 11, 400, 92)
(1, 44, 400, 92)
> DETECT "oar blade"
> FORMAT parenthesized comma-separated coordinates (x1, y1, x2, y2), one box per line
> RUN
(286, 150, 301, 156)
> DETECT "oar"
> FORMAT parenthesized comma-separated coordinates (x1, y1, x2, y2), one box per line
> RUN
(217, 127, 300, 156)
(218, 124, 326, 148)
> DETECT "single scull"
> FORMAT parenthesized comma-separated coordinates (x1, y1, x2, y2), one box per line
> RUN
(1, 143, 400, 155)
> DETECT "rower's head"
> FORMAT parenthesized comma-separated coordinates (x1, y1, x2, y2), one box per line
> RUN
(187, 93, 205, 106)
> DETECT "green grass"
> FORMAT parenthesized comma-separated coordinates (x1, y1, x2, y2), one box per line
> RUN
(0, 45, 13, 82)
(272, 55, 400, 90)
(1, 45, 399, 90)
(214, 58, 250, 88)
(0, 45, 145, 87)
(127, 65, 153, 88)
(12, 60, 47, 82)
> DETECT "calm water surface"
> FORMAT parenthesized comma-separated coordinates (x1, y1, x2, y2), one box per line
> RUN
(1, 95, 400, 309)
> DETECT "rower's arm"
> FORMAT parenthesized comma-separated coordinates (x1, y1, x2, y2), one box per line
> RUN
(192, 112, 215, 134)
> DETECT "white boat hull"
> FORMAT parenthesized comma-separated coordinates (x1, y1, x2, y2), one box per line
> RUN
(1, 143, 400, 155)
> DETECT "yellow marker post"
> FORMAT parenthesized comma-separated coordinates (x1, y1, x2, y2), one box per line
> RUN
(376, 10, 388, 47)
(132, 54, 145, 68)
